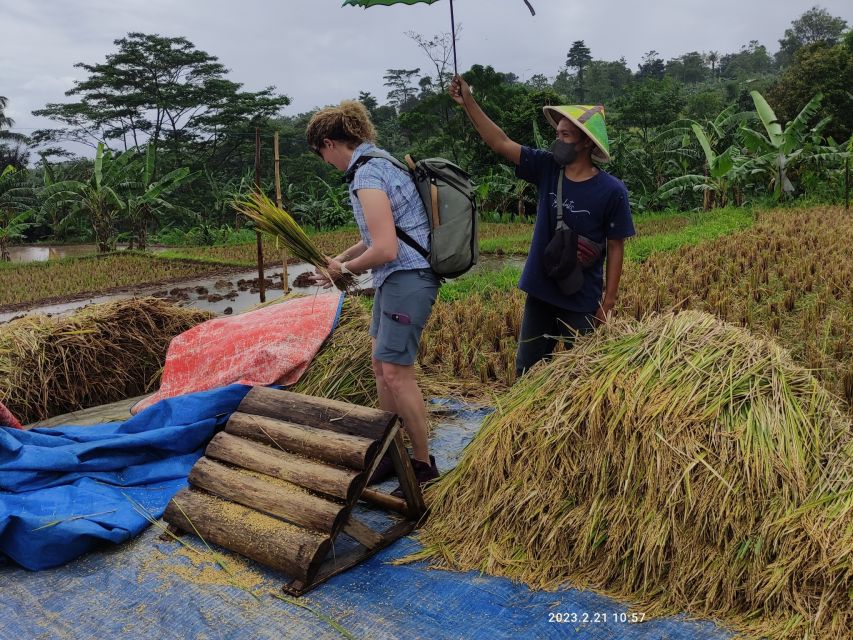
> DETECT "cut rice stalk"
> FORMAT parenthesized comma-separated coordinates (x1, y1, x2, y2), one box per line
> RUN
(233, 190, 355, 291)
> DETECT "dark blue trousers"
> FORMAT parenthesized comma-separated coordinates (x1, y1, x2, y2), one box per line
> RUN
(515, 294, 596, 377)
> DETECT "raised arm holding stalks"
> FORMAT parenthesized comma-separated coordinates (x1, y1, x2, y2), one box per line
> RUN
(450, 74, 636, 378)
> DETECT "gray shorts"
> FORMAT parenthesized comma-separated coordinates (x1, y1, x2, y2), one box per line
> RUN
(369, 269, 440, 365)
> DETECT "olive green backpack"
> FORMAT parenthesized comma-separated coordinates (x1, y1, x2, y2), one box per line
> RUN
(345, 151, 478, 279)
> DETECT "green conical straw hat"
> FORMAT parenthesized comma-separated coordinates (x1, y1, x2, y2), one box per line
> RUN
(543, 104, 611, 163)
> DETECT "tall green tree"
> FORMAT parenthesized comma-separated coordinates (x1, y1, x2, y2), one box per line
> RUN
(776, 6, 848, 67)
(32, 33, 289, 169)
(768, 39, 853, 141)
(383, 68, 422, 111)
(525, 74, 552, 92)
(566, 40, 593, 102)
(665, 52, 709, 84)
(583, 59, 633, 103)
(719, 40, 775, 79)
(615, 79, 685, 142)
(636, 51, 665, 80)
(358, 91, 379, 113)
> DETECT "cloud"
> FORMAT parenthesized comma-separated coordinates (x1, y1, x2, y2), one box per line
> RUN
(2, 0, 850, 151)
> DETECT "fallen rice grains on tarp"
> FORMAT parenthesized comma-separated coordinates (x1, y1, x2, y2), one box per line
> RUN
(0, 297, 211, 424)
(141, 540, 271, 596)
(409, 311, 852, 640)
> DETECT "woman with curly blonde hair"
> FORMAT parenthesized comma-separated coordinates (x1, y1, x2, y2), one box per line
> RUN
(307, 101, 439, 492)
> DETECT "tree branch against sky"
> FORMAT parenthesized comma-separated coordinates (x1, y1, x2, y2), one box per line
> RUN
(776, 5, 848, 66)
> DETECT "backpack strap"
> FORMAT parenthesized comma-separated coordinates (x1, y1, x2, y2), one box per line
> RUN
(555, 170, 568, 231)
(342, 151, 429, 257)
(395, 227, 429, 260)
(343, 151, 410, 183)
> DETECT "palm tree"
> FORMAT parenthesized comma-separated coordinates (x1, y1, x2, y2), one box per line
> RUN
(705, 51, 720, 79)
(0, 96, 31, 170)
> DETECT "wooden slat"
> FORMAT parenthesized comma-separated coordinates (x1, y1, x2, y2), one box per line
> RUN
(282, 520, 418, 596)
(188, 458, 344, 534)
(360, 488, 409, 515)
(390, 432, 427, 519)
(237, 387, 394, 441)
(342, 516, 383, 549)
(225, 412, 378, 471)
(205, 432, 361, 501)
(164, 488, 330, 584)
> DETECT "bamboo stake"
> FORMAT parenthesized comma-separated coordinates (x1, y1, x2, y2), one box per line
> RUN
(274, 131, 289, 294)
(255, 127, 266, 303)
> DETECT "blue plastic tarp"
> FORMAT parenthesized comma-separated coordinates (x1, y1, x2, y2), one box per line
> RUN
(0, 384, 251, 570)
(0, 402, 733, 640)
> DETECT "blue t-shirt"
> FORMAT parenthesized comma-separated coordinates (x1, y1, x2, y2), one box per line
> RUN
(515, 146, 635, 312)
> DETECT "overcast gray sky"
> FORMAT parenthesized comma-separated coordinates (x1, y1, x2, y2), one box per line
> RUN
(1, 0, 850, 152)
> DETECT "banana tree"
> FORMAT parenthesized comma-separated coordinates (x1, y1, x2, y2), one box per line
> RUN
(607, 119, 702, 212)
(699, 104, 753, 150)
(0, 211, 33, 262)
(123, 145, 197, 250)
(205, 168, 256, 229)
(41, 143, 133, 252)
(0, 166, 35, 261)
(288, 178, 346, 231)
(36, 158, 82, 241)
(739, 90, 824, 200)
(475, 163, 534, 220)
(657, 123, 742, 210)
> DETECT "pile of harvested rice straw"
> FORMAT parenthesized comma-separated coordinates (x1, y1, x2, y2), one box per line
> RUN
(0, 298, 211, 424)
(409, 311, 852, 639)
(292, 298, 376, 407)
(293, 297, 482, 407)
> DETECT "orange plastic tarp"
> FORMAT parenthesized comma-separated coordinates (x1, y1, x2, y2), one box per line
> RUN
(0, 401, 23, 430)
(133, 293, 344, 414)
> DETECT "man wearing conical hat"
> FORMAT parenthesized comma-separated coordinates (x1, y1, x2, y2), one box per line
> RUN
(450, 75, 635, 376)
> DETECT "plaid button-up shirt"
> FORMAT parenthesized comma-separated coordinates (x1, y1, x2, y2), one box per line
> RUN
(347, 142, 431, 288)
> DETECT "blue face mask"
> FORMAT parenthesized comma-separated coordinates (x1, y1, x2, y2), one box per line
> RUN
(550, 140, 579, 166)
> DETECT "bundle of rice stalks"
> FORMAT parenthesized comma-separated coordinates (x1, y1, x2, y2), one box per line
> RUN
(410, 311, 852, 640)
(0, 298, 211, 424)
(233, 190, 355, 291)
